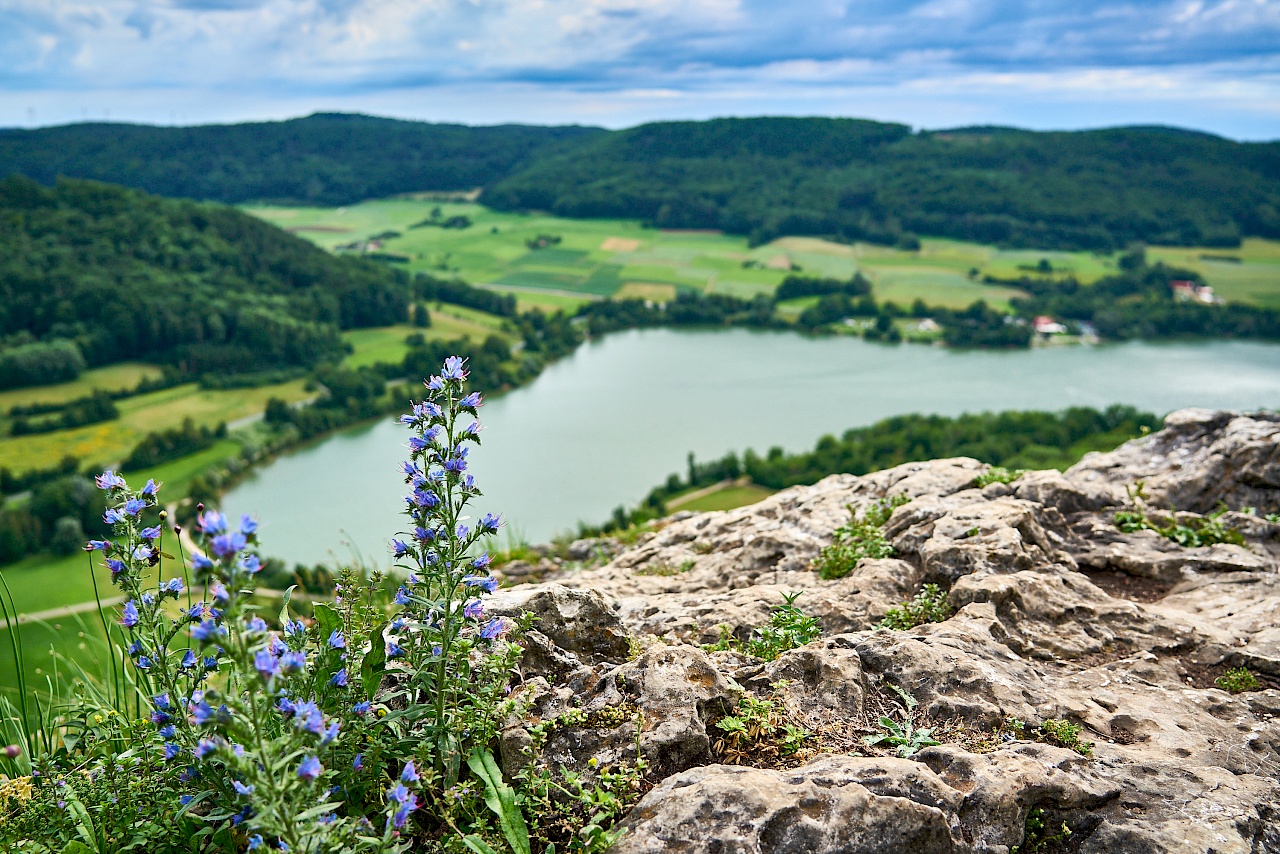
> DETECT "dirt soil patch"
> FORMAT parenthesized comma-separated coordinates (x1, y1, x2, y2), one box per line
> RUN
(601, 237, 642, 252)
(1082, 569, 1174, 603)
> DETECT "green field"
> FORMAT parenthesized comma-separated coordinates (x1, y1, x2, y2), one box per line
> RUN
(0, 362, 163, 412)
(668, 483, 776, 513)
(247, 199, 1280, 311)
(0, 379, 313, 475)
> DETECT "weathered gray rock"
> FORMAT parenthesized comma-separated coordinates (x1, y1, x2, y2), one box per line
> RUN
(495, 410, 1280, 853)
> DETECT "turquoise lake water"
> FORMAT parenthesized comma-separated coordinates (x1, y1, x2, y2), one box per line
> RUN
(223, 329, 1280, 565)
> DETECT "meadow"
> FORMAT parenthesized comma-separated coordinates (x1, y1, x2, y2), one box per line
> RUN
(245, 199, 1280, 312)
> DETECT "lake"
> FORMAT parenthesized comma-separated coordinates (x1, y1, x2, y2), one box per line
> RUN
(223, 329, 1280, 565)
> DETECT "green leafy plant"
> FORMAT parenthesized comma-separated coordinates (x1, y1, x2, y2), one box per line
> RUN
(879, 583, 954, 630)
(1216, 666, 1260, 694)
(862, 685, 939, 758)
(1038, 718, 1093, 756)
(975, 467, 1025, 487)
(703, 592, 821, 661)
(1115, 489, 1244, 548)
(812, 494, 909, 580)
(634, 559, 696, 577)
(1012, 806, 1072, 854)
(713, 692, 813, 763)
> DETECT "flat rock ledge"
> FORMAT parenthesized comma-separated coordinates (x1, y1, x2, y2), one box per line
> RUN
(496, 409, 1280, 854)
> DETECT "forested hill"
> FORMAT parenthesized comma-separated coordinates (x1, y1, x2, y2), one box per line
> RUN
(2, 114, 1278, 251)
(482, 118, 1280, 250)
(0, 113, 602, 206)
(0, 175, 408, 385)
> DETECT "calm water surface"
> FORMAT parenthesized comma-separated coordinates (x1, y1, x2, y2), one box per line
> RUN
(224, 330, 1280, 564)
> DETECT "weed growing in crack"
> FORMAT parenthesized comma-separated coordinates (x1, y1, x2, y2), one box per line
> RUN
(975, 467, 1025, 488)
(1039, 718, 1093, 756)
(862, 685, 939, 758)
(712, 691, 813, 765)
(1012, 807, 1072, 854)
(1216, 666, 1260, 694)
(704, 592, 821, 661)
(879, 583, 954, 630)
(811, 494, 909, 580)
(1115, 484, 1243, 548)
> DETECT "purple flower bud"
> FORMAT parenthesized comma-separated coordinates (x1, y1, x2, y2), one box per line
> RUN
(297, 755, 322, 781)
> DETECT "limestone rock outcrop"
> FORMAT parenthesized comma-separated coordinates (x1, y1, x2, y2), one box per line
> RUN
(499, 409, 1280, 853)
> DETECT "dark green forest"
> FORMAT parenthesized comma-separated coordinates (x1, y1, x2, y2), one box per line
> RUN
(0, 114, 600, 206)
(0, 175, 410, 386)
(3, 114, 1278, 251)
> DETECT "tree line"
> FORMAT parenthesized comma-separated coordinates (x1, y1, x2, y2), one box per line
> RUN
(589, 405, 1160, 532)
(4, 115, 1278, 252)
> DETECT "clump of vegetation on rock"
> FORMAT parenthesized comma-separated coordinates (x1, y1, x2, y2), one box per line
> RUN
(879, 583, 954, 630)
(811, 494, 909, 580)
(704, 592, 822, 661)
(1114, 484, 1244, 548)
(1216, 666, 1260, 694)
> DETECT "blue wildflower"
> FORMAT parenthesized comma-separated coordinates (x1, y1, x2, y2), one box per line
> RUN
(240, 554, 261, 574)
(248, 835, 263, 850)
(84, 540, 109, 552)
(391, 539, 410, 558)
(158, 725, 176, 739)
(106, 558, 126, 576)
(284, 620, 306, 637)
(136, 656, 153, 669)
(254, 650, 280, 680)
(123, 498, 146, 517)
(386, 640, 404, 658)
(480, 618, 506, 640)
(394, 587, 411, 606)
(180, 795, 194, 807)
(163, 578, 184, 596)
(180, 650, 198, 670)
(233, 780, 254, 797)
(353, 701, 371, 716)
(140, 526, 162, 541)
(327, 629, 345, 649)
(401, 761, 419, 783)
(441, 355, 467, 380)
(458, 391, 482, 409)
(103, 509, 125, 525)
(95, 470, 126, 490)
(210, 532, 247, 558)
(131, 544, 153, 562)
(279, 651, 307, 672)
(462, 575, 499, 593)
(297, 756, 322, 781)
(191, 620, 226, 642)
(191, 553, 214, 573)
(329, 668, 348, 687)
(120, 601, 139, 628)
(141, 478, 160, 496)
(479, 513, 501, 533)
(246, 616, 268, 632)
(463, 599, 483, 620)
(199, 510, 227, 534)
(194, 738, 219, 759)
(239, 514, 258, 535)
(472, 552, 491, 570)
(163, 743, 181, 761)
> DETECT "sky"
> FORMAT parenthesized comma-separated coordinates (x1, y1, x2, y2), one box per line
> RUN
(2, 1, 1278, 140)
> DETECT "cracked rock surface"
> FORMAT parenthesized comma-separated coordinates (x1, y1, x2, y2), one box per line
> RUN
(498, 410, 1280, 854)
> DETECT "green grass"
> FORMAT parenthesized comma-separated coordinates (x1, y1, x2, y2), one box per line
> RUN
(670, 483, 776, 513)
(0, 552, 108, 616)
(0, 379, 312, 475)
(124, 438, 242, 495)
(249, 198, 1280, 313)
(0, 363, 163, 412)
